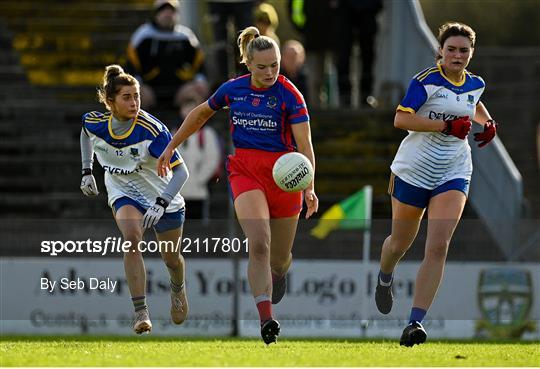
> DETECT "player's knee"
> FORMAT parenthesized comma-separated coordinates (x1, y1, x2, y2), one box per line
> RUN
(388, 237, 411, 256)
(123, 232, 143, 253)
(248, 238, 270, 261)
(425, 240, 450, 261)
(165, 257, 181, 271)
(271, 252, 291, 273)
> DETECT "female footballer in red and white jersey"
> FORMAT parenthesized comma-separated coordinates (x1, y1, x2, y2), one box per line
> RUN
(157, 26, 318, 344)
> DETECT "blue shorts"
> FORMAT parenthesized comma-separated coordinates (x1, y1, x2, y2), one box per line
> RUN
(388, 173, 469, 209)
(113, 197, 185, 233)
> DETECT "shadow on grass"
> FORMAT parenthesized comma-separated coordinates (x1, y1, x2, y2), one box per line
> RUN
(1, 335, 538, 345)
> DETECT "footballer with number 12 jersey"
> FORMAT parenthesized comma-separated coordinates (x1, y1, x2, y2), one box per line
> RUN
(80, 65, 191, 335)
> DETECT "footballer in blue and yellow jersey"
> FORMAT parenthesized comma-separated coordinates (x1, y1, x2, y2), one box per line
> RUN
(391, 63, 485, 190)
(208, 74, 309, 152)
(82, 109, 185, 212)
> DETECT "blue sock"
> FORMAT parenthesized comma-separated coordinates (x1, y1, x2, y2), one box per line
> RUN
(378, 270, 393, 285)
(409, 307, 427, 324)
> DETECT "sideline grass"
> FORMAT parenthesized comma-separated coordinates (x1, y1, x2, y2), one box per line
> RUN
(1, 336, 538, 367)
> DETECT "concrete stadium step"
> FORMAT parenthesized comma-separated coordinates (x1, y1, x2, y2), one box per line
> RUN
(317, 157, 390, 176)
(316, 140, 399, 158)
(0, 100, 94, 116)
(311, 111, 403, 142)
(0, 142, 78, 156)
(0, 157, 81, 183)
(0, 1, 150, 21)
(0, 65, 27, 82)
(24, 68, 111, 87)
(0, 192, 108, 218)
(0, 52, 20, 65)
(5, 18, 142, 34)
(19, 51, 122, 69)
(11, 33, 132, 53)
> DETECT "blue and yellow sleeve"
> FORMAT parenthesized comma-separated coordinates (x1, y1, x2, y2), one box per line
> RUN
(397, 79, 427, 114)
(81, 111, 105, 136)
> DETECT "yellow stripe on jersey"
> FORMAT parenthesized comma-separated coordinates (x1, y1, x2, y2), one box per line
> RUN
(170, 159, 183, 169)
(138, 113, 164, 133)
(136, 122, 159, 137)
(85, 118, 104, 124)
(396, 105, 415, 114)
(108, 115, 137, 140)
(415, 67, 438, 81)
(137, 115, 161, 136)
(418, 69, 440, 82)
(437, 63, 466, 86)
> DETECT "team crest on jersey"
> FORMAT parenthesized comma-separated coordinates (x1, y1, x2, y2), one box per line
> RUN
(467, 94, 475, 108)
(252, 97, 260, 107)
(130, 148, 140, 160)
(267, 96, 277, 108)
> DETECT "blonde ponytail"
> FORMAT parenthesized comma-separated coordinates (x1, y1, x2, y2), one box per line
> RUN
(237, 26, 278, 64)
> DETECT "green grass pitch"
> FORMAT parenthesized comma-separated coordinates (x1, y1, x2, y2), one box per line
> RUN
(1, 336, 538, 367)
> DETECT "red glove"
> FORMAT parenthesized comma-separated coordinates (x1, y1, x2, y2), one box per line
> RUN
(442, 116, 472, 139)
(474, 120, 498, 148)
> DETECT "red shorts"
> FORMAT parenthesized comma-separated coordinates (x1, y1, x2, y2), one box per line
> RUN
(227, 148, 303, 218)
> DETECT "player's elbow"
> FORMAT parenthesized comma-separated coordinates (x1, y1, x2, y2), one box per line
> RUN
(394, 112, 410, 130)
(394, 115, 404, 129)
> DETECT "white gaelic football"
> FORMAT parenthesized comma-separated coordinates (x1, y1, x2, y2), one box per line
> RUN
(272, 152, 314, 192)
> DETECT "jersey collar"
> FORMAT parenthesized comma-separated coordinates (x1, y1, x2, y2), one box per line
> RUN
(437, 63, 466, 87)
(108, 114, 138, 140)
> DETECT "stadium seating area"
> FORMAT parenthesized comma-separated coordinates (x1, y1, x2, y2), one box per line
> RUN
(0, 0, 403, 218)
(1, 0, 538, 261)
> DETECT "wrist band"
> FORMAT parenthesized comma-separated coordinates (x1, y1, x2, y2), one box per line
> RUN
(156, 196, 169, 209)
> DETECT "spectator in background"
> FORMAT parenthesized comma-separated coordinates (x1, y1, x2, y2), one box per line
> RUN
(280, 40, 308, 101)
(336, 0, 382, 108)
(126, 0, 209, 110)
(254, 2, 280, 46)
(208, 0, 255, 88)
(289, 0, 339, 108)
(176, 94, 223, 222)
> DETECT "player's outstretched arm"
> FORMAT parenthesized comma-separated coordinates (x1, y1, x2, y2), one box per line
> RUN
(157, 101, 216, 177)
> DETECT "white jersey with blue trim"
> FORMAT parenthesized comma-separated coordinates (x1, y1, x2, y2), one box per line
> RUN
(82, 110, 185, 211)
(391, 64, 485, 190)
